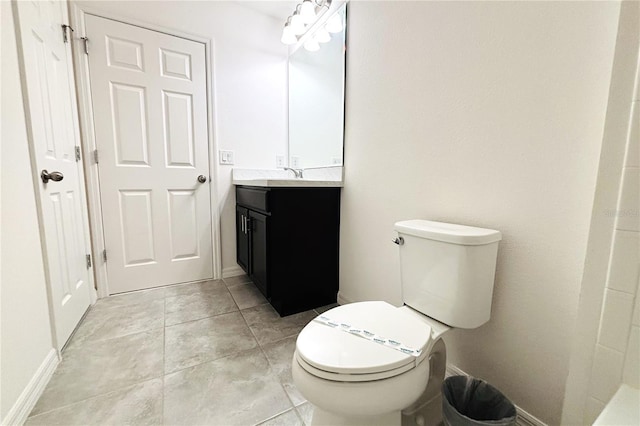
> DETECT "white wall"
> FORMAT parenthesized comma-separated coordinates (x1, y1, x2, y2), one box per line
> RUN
(580, 13, 640, 422)
(584, 68, 640, 422)
(561, 3, 640, 423)
(1, 2, 57, 421)
(340, 2, 620, 424)
(75, 0, 289, 277)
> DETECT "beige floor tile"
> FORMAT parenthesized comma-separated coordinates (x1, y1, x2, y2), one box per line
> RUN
(241, 304, 316, 346)
(163, 348, 292, 425)
(296, 402, 314, 425)
(164, 311, 258, 373)
(26, 379, 162, 426)
(258, 408, 303, 426)
(314, 303, 338, 315)
(69, 298, 164, 345)
(165, 286, 237, 326)
(164, 279, 226, 298)
(32, 329, 164, 416)
(228, 283, 268, 310)
(222, 274, 252, 286)
(91, 287, 166, 311)
(262, 335, 306, 406)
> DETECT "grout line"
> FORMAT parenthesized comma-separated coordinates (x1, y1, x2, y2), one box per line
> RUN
(160, 371, 166, 424)
(27, 375, 166, 419)
(254, 406, 298, 426)
(163, 345, 263, 377)
(164, 307, 242, 329)
(64, 324, 166, 354)
(162, 294, 167, 382)
(295, 402, 310, 426)
(279, 382, 300, 413)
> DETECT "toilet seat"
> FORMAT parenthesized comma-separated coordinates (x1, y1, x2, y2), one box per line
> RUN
(296, 301, 432, 382)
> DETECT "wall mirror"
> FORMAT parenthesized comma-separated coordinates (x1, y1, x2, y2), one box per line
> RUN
(288, 4, 346, 169)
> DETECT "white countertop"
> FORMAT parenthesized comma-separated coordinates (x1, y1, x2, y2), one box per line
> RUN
(231, 167, 343, 188)
(232, 178, 343, 188)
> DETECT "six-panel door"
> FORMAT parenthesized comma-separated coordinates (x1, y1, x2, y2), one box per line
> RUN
(14, 0, 92, 348)
(86, 15, 213, 293)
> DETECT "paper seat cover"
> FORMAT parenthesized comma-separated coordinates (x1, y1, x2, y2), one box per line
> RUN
(296, 301, 432, 376)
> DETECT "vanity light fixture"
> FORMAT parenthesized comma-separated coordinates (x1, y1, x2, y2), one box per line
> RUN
(281, 0, 334, 47)
(290, 6, 306, 35)
(303, 37, 320, 52)
(325, 12, 343, 33)
(300, 0, 317, 24)
(315, 28, 331, 43)
(281, 17, 297, 45)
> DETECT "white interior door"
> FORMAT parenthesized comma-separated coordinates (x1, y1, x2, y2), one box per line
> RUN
(14, 0, 92, 349)
(85, 15, 213, 294)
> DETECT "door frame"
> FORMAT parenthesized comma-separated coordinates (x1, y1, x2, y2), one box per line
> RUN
(69, 3, 222, 297)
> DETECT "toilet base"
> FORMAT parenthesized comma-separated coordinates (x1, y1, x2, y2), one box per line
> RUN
(311, 406, 401, 426)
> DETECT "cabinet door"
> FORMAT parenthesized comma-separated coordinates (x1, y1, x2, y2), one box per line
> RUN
(236, 206, 250, 273)
(249, 211, 268, 297)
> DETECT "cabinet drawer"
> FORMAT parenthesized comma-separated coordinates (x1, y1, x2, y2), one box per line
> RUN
(236, 187, 270, 213)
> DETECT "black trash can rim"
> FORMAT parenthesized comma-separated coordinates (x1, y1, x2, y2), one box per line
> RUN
(442, 375, 517, 426)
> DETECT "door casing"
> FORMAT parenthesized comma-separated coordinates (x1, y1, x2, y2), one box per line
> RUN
(69, 4, 222, 297)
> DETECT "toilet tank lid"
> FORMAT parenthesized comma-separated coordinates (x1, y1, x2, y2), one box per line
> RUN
(394, 220, 502, 246)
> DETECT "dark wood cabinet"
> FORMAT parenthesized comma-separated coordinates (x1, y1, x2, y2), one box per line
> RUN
(235, 185, 340, 316)
(248, 210, 268, 297)
(236, 206, 250, 273)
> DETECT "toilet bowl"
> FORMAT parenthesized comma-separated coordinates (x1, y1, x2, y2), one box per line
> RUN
(293, 301, 450, 426)
(292, 220, 502, 426)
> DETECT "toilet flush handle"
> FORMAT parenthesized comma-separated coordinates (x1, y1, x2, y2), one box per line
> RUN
(392, 236, 404, 245)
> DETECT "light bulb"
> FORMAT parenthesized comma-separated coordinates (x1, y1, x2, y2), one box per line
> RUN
(315, 28, 330, 43)
(290, 12, 306, 35)
(300, 0, 316, 24)
(281, 24, 297, 45)
(304, 37, 320, 52)
(325, 13, 343, 33)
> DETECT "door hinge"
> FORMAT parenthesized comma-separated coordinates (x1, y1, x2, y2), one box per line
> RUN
(75, 146, 81, 162)
(61, 24, 74, 43)
(93, 150, 99, 164)
(102, 249, 107, 263)
(86, 254, 92, 269)
(80, 37, 89, 55)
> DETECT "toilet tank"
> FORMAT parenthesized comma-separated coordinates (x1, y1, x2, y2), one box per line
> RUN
(394, 220, 501, 329)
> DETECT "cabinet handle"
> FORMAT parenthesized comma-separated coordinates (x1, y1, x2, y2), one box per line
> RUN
(243, 215, 247, 234)
(241, 214, 244, 233)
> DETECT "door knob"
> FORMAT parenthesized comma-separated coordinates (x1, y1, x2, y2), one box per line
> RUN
(197, 175, 207, 183)
(41, 170, 64, 184)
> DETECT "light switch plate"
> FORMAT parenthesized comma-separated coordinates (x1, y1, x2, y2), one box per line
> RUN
(276, 155, 285, 167)
(219, 150, 234, 165)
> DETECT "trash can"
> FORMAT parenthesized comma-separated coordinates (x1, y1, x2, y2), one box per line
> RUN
(442, 376, 517, 426)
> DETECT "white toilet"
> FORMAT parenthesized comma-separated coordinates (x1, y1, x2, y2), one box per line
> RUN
(292, 220, 502, 426)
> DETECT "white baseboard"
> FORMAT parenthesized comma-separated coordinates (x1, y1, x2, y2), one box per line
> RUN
(222, 265, 245, 278)
(337, 291, 352, 305)
(445, 364, 547, 426)
(2, 348, 59, 426)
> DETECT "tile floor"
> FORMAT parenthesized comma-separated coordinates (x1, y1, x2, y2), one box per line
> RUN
(27, 275, 336, 426)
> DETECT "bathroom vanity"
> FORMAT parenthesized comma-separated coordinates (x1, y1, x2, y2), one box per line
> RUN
(235, 183, 341, 316)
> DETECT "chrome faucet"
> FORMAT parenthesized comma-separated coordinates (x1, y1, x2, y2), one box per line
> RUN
(283, 167, 304, 178)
